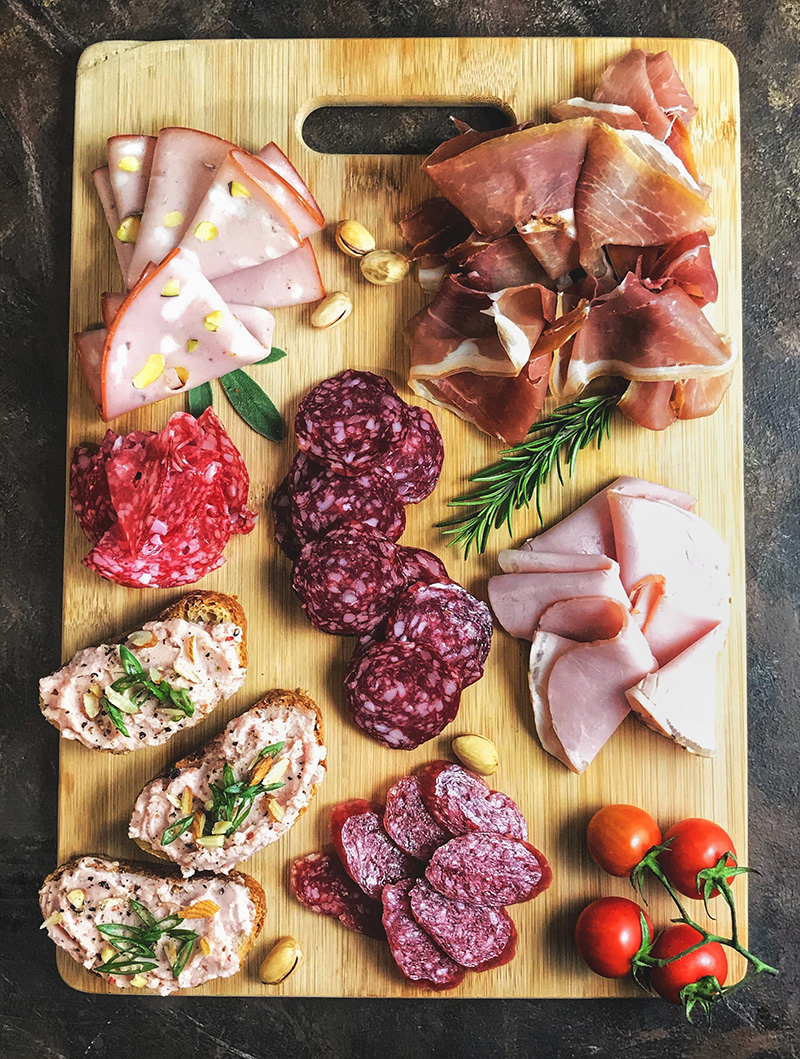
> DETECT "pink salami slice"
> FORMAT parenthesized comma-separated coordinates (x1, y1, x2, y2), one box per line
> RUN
(294, 370, 408, 476)
(330, 800, 420, 899)
(177, 150, 305, 280)
(396, 546, 450, 588)
(426, 833, 552, 906)
(271, 474, 302, 559)
(212, 240, 325, 309)
(106, 134, 157, 223)
(289, 455, 405, 544)
(418, 761, 527, 840)
(382, 879, 466, 990)
(127, 127, 236, 287)
(386, 582, 493, 687)
(92, 166, 134, 280)
(376, 405, 444, 503)
(255, 143, 324, 228)
(409, 879, 518, 970)
(291, 851, 384, 938)
(292, 529, 403, 635)
(384, 775, 450, 860)
(344, 641, 462, 750)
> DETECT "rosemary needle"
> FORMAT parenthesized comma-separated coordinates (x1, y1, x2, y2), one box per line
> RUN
(437, 394, 621, 558)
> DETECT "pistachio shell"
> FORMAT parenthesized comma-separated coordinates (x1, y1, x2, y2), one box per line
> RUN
(310, 291, 352, 329)
(360, 249, 410, 286)
(335, 219, 376, 257)
(260, 936, 301, 984)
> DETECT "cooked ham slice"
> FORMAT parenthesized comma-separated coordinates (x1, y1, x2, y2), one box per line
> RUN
(539, 596, 631, 641)
(498, 550, 616, 574)
(74, 329, 106, 409)
(106, 134, 157, 226)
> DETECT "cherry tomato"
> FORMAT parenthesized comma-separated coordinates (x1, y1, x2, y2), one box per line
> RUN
(575, 897, 654, 978)
(587, 804, 662, 877)
(648, 924, 728, 1005)
(659, 818, 736, 900)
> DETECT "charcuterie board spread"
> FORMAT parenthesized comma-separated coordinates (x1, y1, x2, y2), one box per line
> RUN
(53, 36, 746, 997)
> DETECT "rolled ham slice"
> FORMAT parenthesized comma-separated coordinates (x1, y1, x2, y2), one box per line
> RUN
(255, 142, 324, 229)
(106, 134, 157, 225)
(212, 240, 325, 309)
(92, 166, 134, 279)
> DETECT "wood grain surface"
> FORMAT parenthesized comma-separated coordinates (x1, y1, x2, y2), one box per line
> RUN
(58, 36, 743, 997)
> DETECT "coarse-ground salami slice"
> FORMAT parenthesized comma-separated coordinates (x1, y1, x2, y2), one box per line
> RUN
(291, 851, 384, 938)
(396, 546, 450, 588)
(290, 457, 405, 544)
(418, 761, 528, 840)
(292, 529, 403, 635)
(271, 474, 301, 560)
(375, 405, 444, 503)
(386, 582, 493, 687)
(384, 775, 450, 860)
(382, 879, 466, 990)
(330, 800, 421, 898)
(295, 370, 408, 476)
(409, 879, 518, 970)
(426, 833, 552, 906)
(344, 641, 462, 750)
(69, 440, 118, 545)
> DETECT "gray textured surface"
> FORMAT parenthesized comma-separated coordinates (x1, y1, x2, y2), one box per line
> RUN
(1, 1, 799, 1056)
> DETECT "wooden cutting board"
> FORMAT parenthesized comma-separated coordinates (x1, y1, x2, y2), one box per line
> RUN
(59, 36, 743, 997)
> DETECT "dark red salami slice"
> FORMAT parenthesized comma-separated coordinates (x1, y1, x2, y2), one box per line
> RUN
(271, 474, 301, 560)
(396, 546, 450, 588)
(375, 405, 444, 503)
(290, 850, 385, 938)
(386, 582, 493, 686)
(382, 879, 466, 990)
(409, 879, 518, 970)
(69, 440, 117, 545)
(426, 833, 552, 906)
(292, 529, 403, 635)
(384, 775, 450, 860)
(344, 641, 462, 750)
(295, 369, 408, 476)
(418, 761, 527, 840)
(331, 800, 421, 898)
(290, 457, 405, 544)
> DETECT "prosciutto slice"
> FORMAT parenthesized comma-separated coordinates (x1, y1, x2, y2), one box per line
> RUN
(451, 233, 551, 291)
(593, 49, 696, 140)
(619, 366, 733, 431)
(400, 197, 473, 260)
(550, 98, 645, 131)
(106, 134, 157, 225)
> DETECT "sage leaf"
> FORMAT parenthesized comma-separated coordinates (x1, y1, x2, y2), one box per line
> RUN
(220, 370, 285, 442)
(188, 382, 213, 417)
(256, 347, 287, 365)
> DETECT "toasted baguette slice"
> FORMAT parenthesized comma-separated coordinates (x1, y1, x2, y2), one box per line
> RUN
(40, 590, 247, 754)
(130, 688, 327, 876)
(40, 855, 265, 994)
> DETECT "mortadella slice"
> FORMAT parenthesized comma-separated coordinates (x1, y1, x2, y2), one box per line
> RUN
(212, 241, 325, 308)
(126, 127, 237, 287)
(106, 134, 157, 223)
(92, 166, 134, 279)
(178, 151, 305, 280)
(255, 143, 324, 229)
(101, 292, 125, 328)
(97, 248, 267, 421)
(74, 330, 106, 409)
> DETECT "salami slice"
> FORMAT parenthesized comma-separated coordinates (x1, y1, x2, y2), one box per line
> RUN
(382, 879, 466, 990)
(418, 761, 527, 840)
(294, 370, 408, 476)
(291, 851, 384, 938)
(330, 800, 421, 899)
(386, 582, 493, 687)
(292, 529, 403, 635)
(69, 441, 117, 545)
(409, 879, 518, 970)
(271, 475, 301, 559)
(396, 546, 450, 588)
(290, 456, 405, 544)
(376, 405, 444, 503)
(426, 833, 552, 906)
(345, 641, 462, 750)
(384, 775, 450, 860)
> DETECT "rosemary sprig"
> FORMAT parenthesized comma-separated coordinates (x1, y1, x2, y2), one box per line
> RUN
(437, 394, 621, 558)
(95, 899, 199, 980)
(99, 643, 195, 736)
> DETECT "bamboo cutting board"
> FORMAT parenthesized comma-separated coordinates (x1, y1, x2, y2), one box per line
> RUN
(58, 36, 743, 997)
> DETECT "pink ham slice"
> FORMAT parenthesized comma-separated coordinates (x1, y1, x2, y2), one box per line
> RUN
(74, 330, 106, 408)
(106, 134, 157, 224)
(101, 292, 125, 328)
(538, 596, 632, 641)
(255, 142, 324, 229)
(92, 166, 134, 279)
(498, 550, 616, 574)
(96, 248, 267, 421)
(212, 240, 325, 309)
(126, 127, 237, 288)
(607, 490, 730, 666)
(625, 623, 722, 756)
(177, 150, 305, 280)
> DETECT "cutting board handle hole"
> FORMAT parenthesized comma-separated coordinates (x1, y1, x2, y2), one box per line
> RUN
(301, 104, 515, 155)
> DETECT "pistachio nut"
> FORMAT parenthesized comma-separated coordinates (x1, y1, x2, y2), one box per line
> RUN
(360, 249, 410, 286)
(116, 214, 141, 244)
(260, 936, 301, 984)
(335, 219, 376, 257)
(310, 291, 352, 329)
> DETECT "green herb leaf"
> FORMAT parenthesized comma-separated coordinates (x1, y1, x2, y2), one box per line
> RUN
(167, 686, 195, 718)
(96, 954, 158, 976)
(220, 370, 285, 442)
(251, 741, 286, 768)
(130, 899, 158, 930)
(188, 382, 214, 417)
(161, 815, 195, 846)
(256, 347, 287, 365)
(97, 922, 144, 940)
(172, 936, 197, 978)
(100, 696, 130, 737)
(119, 644, 145, 677)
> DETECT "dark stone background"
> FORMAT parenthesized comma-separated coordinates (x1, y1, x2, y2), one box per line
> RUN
(1, 1, 798, 1056)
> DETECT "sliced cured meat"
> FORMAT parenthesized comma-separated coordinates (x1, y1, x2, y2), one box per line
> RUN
(255, 142, 324, 228)
(289, 458, 405, 544)
(74, 329, 106, 409)
(594, 49, 696, 139)
(382, 879, 466, 990)
(673, 370, 734, 420)
(295, 370, 408, 476)
(344, 641, 461, 750)
(426, 833, 552, 906)
(212, 240, 325, 309)
(418, 761, 527, 840)
(228, 303, 275, 349)
(550, 98, 645, 131)
(374, 405, 444, 504)
(449, 232, 551, 292)
(498, 550, 616, 574)
(100, 292, 125, 328)
(528, 631, 577, 768)
(271, 474, 302, 560)
(127, 127, 236, 287)
(617, 379, 678, 431)
(396, 546, 450, 588)
(92, 166, 134, 280)
(106, 134, 157, 224)
(178, 150, 305, 280)
(409, 879, 517, 970)
(644, 51, 698, 124)
(330, 801, 420, 898)
(292, 529, 403, 635)
(291, 851, 384, 938)
(399, 197, 473, 260)
(386, 582, 493, 687)
(69, 439, 118, 545)
(517, 211, 580, 279)
(95, 248, 267, 421)
(538, 595, 632, 642)
(383, 775, 450, 860)
(649, 232, 718, 307)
